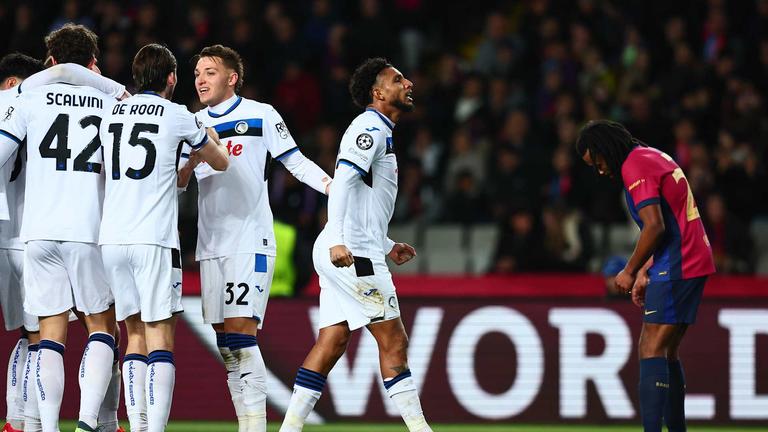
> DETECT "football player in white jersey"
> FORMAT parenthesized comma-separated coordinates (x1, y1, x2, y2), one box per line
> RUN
(100, 44, 228, 432)
(0, 53, 44, 432)
(178, 44, 331, 431)
(279, 58, 432, 432)
(0, 24, 124, 432)
(0, 52, 129, 432)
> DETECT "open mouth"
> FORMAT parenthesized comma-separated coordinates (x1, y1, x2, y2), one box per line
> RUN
(198, 87, 209, 96)
(406, 91, 414, 103)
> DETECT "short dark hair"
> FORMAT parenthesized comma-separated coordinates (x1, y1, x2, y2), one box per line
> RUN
(575, 120, 645, 178)
(44, 23, 99, 67)
(349, 57, 392, 108)
(132, 44, 177, 92)
(196, 45, 244, 93)
(0, 53, 44, 82)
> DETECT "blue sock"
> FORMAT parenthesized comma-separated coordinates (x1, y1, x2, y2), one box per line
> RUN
(226, 333, 258, 351)
(639, 357, 669, 432)
(665, 360, 687, 432)
(295, 367, 326, 393)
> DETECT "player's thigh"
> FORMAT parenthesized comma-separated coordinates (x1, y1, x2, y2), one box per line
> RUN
(0, 249, 23, 331)
(10, 249, 40, 333)
(222, 253, 274, 329)
(133, 245, 183, 323)
(23, 240, 72, 317)
(62, 241, 114, 316)
(200, 257, 225, 325)
(644, 277, 706, 324)
(102, 244, 141, 322)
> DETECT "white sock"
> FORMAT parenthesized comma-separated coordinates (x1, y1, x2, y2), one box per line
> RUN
(23, 345, 41, 432)
(98, 359, 121, 431)
(279, 368, 326, 432)
(230, 335, 267, 432)
(217, 335, 246, 429)
(5, 337, 28, 429)
(146, 351, 175, 432)
(123, 354, 148, 432)
(36, 340, 65, 432)
(384, 370, 431, 432)
(78, 332, 116, 429)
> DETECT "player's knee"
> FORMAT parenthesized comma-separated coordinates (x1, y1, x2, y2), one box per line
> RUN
(381, 332, 409, 357)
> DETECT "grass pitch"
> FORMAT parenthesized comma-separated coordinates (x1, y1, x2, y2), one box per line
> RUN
(59, 421, 768, 431)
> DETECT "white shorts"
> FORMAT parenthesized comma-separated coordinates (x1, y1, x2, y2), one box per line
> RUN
(102, 245, 183, 323)
(0, 249, 38, 332)
(313, 241, 400, 331)
(200, 253, 275, 327)
(24, 240, 113, 317)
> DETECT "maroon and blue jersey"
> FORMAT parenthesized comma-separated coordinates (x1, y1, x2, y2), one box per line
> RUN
(621, 146, 716, 282)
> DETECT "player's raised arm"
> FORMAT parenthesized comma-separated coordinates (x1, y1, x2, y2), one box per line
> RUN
(19, 63, 128, 99)
(265, 107, 332, 194)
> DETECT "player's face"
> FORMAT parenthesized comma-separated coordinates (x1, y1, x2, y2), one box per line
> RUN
(377, 67, 414, 112)
(194, 56, 235, 107)
(581, 150, 611, 177)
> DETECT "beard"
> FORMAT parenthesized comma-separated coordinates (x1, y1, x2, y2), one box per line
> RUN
(392, 98, 414, 113)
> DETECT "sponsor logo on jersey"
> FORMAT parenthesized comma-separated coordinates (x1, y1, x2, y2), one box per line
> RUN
(365, 126, 380, 132)
(3, 106, 13, 121)
(628, 179, 645, 191)
(195, 116, 203, 129)
(356, 133, 373, 150)
(275, 121, 290, 139)
(235, 121, 249, 134)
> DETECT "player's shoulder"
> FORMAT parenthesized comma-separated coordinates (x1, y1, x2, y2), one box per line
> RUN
(623, 146, 673, 176)
(240, 98, 279, 118)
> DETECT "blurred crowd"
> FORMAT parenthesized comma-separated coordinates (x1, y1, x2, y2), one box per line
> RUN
(1, 0, 766, 280)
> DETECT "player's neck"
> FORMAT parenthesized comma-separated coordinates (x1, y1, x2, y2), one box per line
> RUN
(368, 103, 399, 125)
(208, 92, 238, 111)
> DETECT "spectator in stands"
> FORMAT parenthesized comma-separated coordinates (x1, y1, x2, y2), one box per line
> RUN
(538, 205, 592, 272)
(443, 169, 489, 225)
(703, 193, 755, 273)
(492, 208, 543, 273)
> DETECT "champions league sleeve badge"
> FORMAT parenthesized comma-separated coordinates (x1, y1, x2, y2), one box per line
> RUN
(356, 133, 373, 150)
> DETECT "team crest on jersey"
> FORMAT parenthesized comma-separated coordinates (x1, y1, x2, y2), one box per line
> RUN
(275, 121, 290, 139)
(235, 121, 249, 134)
(2, 106, 13, 121)
(356, 133, 373, 150)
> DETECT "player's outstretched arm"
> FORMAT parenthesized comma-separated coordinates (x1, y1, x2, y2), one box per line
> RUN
(19, 63, 127, 99)
(279, 150, 332, 195)
(615, 204, 665, 295)
(177, 150, 202, 189)
(196, 127, 229, 171)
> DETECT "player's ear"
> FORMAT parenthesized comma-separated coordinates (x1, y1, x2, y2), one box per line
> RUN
(228, 72, 239, 88)
(167, 71, 177, 88)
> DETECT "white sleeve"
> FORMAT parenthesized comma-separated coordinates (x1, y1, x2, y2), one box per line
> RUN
(177, 108, 208, 150)
(279, 150, 331, 194)
(383, 237, 396, 255)
(20, 64, 127, 99)
(264, 107, 300, 160)
(0, 97, 27, 166)
(325, 164, 361, 246)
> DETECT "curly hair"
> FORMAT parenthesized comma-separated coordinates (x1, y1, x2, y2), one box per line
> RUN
(44, 23, 99, 67)
(0, 53, 44, 82)
(349, 57, 392, 108)
(575, 119, 646, 179)
(196, 45, 245, 93)
(132, 44, 177, 93)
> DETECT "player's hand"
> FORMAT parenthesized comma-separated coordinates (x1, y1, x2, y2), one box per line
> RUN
(186, 150, 203, 170)
(118, 90, 132, 101)
(324, 179, 332, 195)
(330, 245, 354, 267)
(631, 279, 647, 308)
(614, 268, 636, 295)
(388, 242, 416, 265)
(207, 126, 220, 142)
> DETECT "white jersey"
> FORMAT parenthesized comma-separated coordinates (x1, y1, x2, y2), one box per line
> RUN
(193, 95, 299, 259)
(322, 108, 398, 260)
(0, 87, 25, 250)
(100, 92, 208, 248)
(0, 83, 113, 243)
